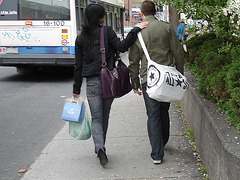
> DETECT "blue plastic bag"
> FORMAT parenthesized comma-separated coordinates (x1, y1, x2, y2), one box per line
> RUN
(61, 98, 85, 124)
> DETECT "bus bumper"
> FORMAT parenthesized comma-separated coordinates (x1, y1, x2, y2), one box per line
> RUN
(0, 54, 75, 66)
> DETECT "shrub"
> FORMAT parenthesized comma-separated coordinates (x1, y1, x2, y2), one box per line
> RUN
(185, 34, 240, 132)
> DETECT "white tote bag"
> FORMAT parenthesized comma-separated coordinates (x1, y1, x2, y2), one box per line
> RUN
(137, 32, 189, 102)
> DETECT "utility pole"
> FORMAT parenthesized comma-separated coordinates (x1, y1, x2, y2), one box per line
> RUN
(124, 0, 132, 27)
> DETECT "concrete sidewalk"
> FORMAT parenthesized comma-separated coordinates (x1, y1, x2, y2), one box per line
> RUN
(21, 53, 202, 180)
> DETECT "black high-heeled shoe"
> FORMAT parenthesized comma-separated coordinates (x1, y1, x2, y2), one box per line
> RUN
(98, 149, 108, 166)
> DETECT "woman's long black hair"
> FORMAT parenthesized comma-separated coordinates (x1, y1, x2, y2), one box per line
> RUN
(79, 4, 106, 51)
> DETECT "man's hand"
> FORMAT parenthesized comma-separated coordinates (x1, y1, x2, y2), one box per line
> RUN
(133, 88, 142, 96)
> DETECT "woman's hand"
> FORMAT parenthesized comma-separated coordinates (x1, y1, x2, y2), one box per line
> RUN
(73, 94, 80, 98)
(136, 21, 149, 29)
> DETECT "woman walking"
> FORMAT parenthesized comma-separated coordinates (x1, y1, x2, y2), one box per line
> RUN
(72, 3, 148, 167)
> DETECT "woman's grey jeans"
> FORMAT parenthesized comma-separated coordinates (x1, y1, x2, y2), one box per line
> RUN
(86, 76, 114, 154)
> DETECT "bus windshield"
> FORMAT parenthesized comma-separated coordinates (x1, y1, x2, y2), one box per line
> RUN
(19, 0, 70, 20)
(0, 0, 70, 20)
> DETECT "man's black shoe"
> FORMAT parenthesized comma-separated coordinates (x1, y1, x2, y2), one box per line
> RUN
(98, 149, 108, 166)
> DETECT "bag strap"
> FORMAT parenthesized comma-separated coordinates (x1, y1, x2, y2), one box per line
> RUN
(137, 32, 151, 62)
(100, 26, 106, 64)
(100, 26, 121, 63)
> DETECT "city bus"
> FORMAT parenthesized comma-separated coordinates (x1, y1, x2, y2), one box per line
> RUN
(0, 0, 124, 72)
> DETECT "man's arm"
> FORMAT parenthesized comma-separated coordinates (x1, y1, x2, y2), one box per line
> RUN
(128, 41, 141, 92)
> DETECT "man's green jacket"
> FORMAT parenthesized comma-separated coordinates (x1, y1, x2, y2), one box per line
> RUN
(129, 16, 184, 90)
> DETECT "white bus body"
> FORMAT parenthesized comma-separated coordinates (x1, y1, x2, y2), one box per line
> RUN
(0, 0, 124, 70)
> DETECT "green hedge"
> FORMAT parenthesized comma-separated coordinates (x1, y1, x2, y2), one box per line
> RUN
(185, 33, 240, 132)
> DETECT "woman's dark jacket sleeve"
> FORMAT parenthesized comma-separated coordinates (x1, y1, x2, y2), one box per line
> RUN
(73, 36, 83, 94)
(73, 26, 141, 94)
(106, 26, 141, 52)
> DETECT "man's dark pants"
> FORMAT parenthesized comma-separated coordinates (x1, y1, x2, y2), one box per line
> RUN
(142, 83, 170, 161)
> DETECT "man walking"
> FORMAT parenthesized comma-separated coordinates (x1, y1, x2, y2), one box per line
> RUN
(128, 0, 184, 164)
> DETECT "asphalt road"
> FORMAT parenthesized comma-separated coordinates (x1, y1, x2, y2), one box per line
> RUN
(0, 67, 74, 180)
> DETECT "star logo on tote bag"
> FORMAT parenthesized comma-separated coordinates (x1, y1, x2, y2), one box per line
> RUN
(147, 65, 161, 88)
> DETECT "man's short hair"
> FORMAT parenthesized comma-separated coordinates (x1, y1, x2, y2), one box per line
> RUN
(141, 0, 156, 16)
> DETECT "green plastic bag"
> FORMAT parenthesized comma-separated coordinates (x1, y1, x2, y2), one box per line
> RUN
(68, 99, 91, 140)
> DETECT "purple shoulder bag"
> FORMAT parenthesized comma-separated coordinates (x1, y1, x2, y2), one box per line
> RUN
(99, 26, 132, 99)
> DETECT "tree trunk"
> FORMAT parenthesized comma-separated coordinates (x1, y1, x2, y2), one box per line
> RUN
(169, 5, 179, 32)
